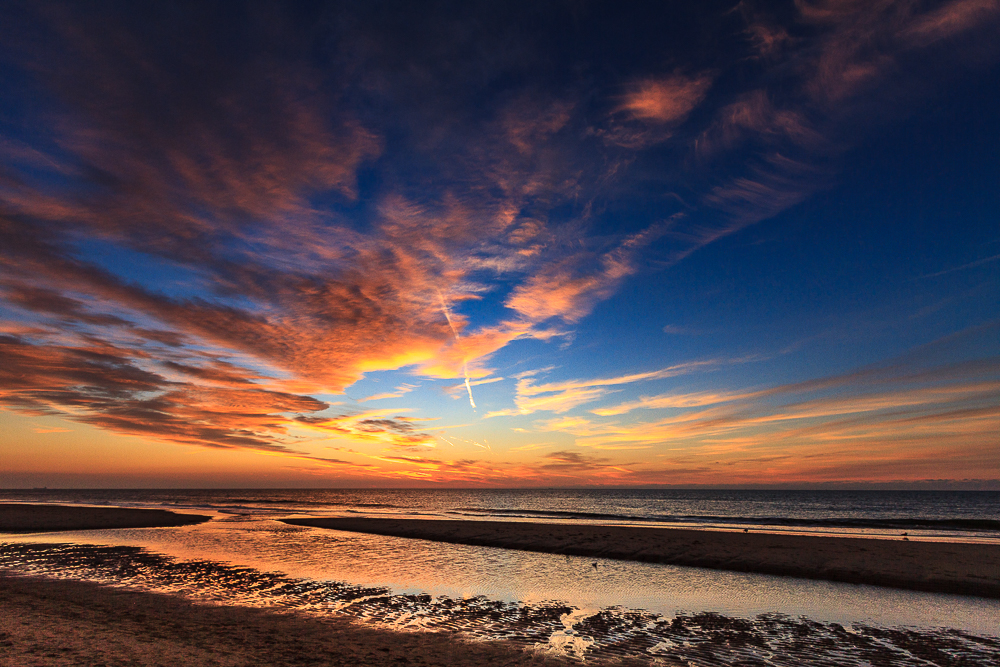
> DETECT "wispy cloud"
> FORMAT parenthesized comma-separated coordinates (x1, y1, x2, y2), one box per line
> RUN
(916, 253, 1000, 279)
(0, 331, 345, 458)
(662, 324, 699, 335)
(899, 0, 1000, 47)
(680, 0, 1000, 248)
(359, 383, 419, 402)
(296, 410, 437, 449)
(534, 350, 999, 479)
(0, 1, 997, 483)
(486, 359, 728, 417)
(504, 220, 672, 324)
(539, 450, 632, 475)
(591, 389, 764, 416)
(618, 73, 715, 123)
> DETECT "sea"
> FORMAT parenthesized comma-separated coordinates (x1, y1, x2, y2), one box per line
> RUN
(2, 488, 999, 665)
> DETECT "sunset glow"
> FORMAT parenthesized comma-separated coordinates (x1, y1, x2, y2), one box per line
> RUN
(1, 0, 997, 488)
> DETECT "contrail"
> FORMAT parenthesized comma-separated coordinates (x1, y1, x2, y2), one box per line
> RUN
(437, 289, 476, 409)
(451, 434, 490, 451)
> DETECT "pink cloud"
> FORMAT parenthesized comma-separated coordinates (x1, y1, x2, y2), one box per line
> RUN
(900, 0, 1000, 47)
(504, 221, 669, 323)
(745, 22, 792, 56)
(617, 74, 714, 123)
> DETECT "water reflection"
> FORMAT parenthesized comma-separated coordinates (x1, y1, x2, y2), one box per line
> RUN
(3, 513, 998, 635)
(2, 539, 999, 666)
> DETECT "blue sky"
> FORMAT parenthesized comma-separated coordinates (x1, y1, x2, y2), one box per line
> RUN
(0, 0, 997, 487)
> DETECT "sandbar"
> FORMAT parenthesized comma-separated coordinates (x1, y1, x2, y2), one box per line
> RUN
(283, 517, 1000, 598)
(0, 574, 606, 667)
(0, 503, 210, 532)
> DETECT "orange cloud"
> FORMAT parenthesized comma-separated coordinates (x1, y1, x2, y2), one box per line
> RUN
(296, 410, 437, 449)
(359, 383, 419, 402)
(617, 74, 714, 123)
(0, 330, 388, 467)
(2, 1, 997, 488)
(522, 356, 999, 482)
(504, 221, 670, 323)
(2, 7, 612, 415)
(1, 7, 616, 467)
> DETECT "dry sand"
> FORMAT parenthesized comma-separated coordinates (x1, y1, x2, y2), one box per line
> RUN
(0, 503, 210, 532)
(0, 575, 618, 667)
(283, 517, 1000, 598)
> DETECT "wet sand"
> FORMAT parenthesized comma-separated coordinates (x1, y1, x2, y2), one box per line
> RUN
(0, 574, 610, 667)
(283, 517, 1000, 598)
(3, 544, 998, 666)
(0, 503, 210, 532)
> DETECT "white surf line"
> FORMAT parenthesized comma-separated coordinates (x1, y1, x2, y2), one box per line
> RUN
(436, 289, 476, 409)
(538, 607, 595, 660)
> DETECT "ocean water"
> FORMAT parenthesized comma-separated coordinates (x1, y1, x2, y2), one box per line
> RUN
(2, 488, 999, 665)
(3, 488, 999, 538)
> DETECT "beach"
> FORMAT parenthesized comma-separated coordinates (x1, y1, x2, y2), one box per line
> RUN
(284, 517, 1000, 598)
(2, 501, 1000, 665)
(0, 504, 620, 666)
(5, 569, 999, 667)
(0, 504, 210, 532)
(0, 574, 604, 667)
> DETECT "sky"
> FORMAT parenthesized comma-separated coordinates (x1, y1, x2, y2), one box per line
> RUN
(0, 0, 998, 489)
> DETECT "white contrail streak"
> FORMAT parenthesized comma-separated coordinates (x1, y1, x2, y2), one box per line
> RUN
(437, 289, 476, 409)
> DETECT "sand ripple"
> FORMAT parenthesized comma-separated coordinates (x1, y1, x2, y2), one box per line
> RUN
(2, 541, 997, 665)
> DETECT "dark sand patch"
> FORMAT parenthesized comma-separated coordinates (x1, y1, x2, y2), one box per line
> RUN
(0, 575, 615, 667)
(283, 517, 1000, 598)
(0, 503, 210, 532)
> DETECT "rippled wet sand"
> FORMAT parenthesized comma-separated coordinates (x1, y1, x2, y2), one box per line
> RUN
(2, 541, 997, 665)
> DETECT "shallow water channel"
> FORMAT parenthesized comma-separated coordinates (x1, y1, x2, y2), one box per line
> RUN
(3, 512, 999, 664)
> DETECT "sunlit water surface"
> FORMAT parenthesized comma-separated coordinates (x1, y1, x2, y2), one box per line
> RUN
(2, 489, 999, 664)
